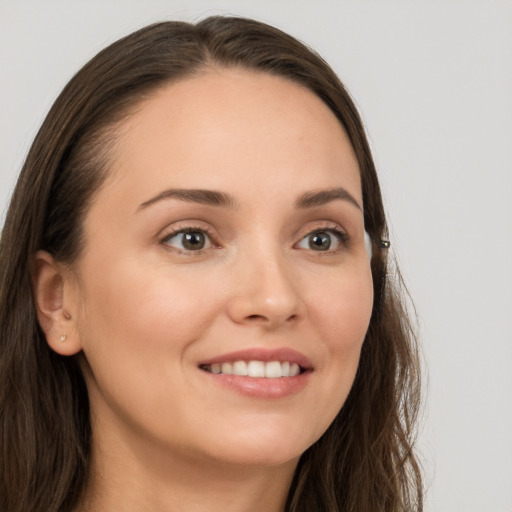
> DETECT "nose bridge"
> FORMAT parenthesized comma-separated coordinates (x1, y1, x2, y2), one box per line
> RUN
(227, 236, 302, 327)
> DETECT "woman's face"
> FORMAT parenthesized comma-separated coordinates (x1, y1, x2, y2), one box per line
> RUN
(68, 69, 373, 467)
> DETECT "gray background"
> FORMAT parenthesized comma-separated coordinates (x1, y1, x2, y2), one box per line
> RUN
(1, 1, 511, 510)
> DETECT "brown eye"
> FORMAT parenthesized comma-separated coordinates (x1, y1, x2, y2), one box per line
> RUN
(308, 232, 332, 251)
(296, 229, 347, 252)
(163, 230, 211, 251)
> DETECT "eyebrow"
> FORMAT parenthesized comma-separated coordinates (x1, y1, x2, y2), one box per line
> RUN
(138, 188, 238, 211)
(294, 188, 362, 211)
(138, 186, 361, 212)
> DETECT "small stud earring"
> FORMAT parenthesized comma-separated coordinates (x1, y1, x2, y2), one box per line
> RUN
(60, 334, 67, 342)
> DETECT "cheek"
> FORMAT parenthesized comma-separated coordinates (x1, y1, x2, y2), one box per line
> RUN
(312, 264, 373, 350)
(78, 257, 218, 345)
(306, 265, 373, 409)
(74, 259, 228, 408)
(74, 259, 224, 431)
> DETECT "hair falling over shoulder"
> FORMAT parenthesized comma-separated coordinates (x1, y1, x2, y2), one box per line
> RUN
(0, 16, 423, 512)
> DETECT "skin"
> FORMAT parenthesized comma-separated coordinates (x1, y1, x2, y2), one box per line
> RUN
(34, 68, 374, 512)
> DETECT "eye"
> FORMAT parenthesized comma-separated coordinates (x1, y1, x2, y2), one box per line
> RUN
(162, 229, 212, 252)
(296, 229, 347, 252)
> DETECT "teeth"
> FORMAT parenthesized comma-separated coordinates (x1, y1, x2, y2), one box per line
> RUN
(203, 360, 303, 378)
(233, 361, 247, 376)
(221, 362, 232, 374)
(247, 361, 265, 377)
(290, 363, 300, 377)
(265, 361, 282, 378)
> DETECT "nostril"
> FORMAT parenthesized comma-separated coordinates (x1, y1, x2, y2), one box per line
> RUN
(246, 313, 297, 322)
(247, 314, 266, 321)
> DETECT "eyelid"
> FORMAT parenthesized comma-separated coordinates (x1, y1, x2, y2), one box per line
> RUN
(159, 223, 219, 254)
(294, 222, 349, 252)
(296, 221, 349, 239)
(157, 220, 351, 255)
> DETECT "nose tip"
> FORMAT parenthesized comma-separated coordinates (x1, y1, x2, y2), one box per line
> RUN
(245, 300, 299, 325)
(226, 259, 303, 329)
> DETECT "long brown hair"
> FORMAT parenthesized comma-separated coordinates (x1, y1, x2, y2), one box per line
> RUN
(0, 16, 422, 511)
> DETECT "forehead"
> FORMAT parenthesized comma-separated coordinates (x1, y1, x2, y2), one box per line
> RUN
(102, 68, 362, 208)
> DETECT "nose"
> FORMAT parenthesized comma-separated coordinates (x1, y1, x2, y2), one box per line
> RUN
(226, 248, 304, 329)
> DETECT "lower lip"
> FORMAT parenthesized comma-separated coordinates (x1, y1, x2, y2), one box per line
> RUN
(200, 370, 311, 399)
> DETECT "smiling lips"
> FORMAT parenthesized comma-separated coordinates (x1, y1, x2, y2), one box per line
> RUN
(201, 360, 302, 378)
(198, 348, 312, 398)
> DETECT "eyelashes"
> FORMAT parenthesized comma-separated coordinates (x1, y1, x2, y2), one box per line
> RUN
(162, 228, 214, 252)
(295, 228, 348, 252)
(160, 223, 349, 255)
(160, 225, 217, 254)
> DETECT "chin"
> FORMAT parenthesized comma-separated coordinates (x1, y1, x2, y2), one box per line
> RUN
(208, 444, 303, 469)
(194, 421, 318, 468)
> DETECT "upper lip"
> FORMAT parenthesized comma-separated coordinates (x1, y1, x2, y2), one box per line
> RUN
(198, 347, 313, 370)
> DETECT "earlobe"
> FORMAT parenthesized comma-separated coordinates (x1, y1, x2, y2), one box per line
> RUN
(32, 250, 82, 356)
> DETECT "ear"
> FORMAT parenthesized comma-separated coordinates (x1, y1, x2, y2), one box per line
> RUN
(32, 250, 82, 356)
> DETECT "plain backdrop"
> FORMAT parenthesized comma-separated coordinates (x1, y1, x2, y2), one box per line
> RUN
(1, 1, 511, 510)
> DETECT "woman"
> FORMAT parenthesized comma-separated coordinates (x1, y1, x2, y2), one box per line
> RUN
(0, 16, 422, 512)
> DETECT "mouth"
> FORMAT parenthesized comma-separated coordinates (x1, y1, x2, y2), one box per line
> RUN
(197, 348, 313, 399)
(199, 360, 306, 378)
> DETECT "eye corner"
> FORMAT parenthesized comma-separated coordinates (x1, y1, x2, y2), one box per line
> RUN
(295, 225, 349, 253)
(160, 225, 218, 254)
